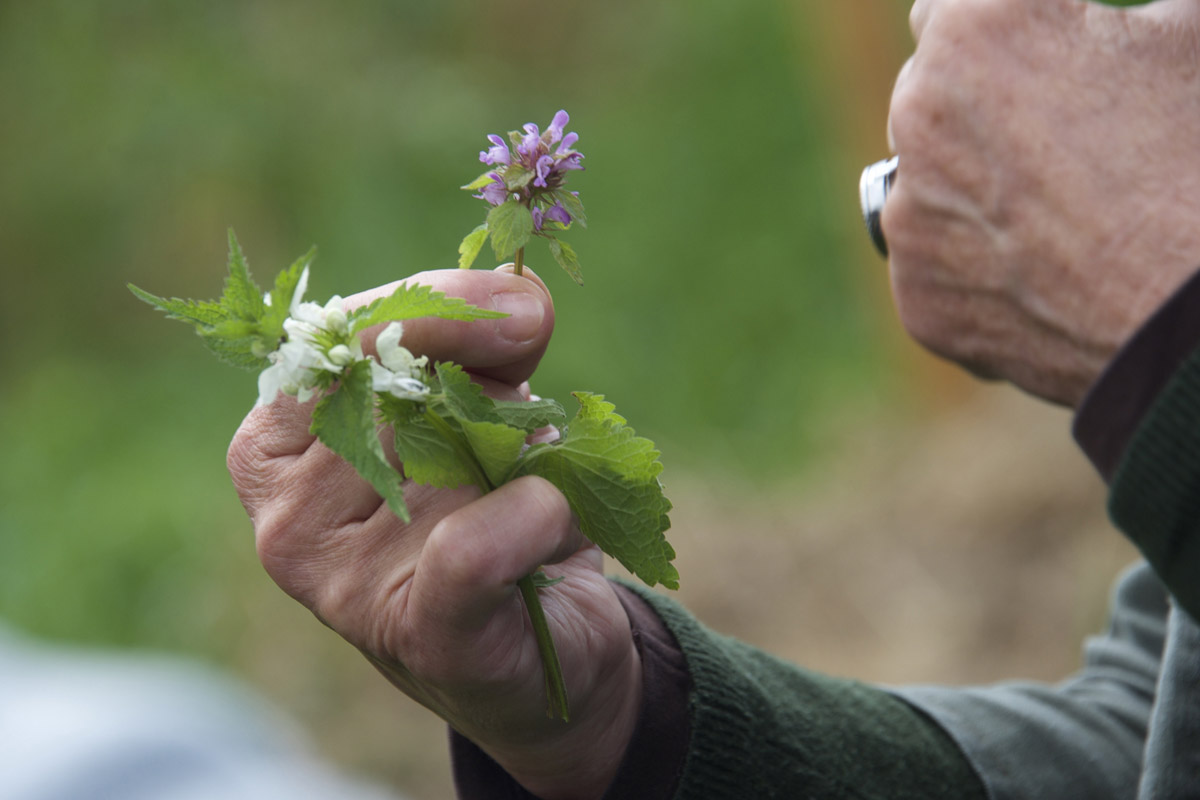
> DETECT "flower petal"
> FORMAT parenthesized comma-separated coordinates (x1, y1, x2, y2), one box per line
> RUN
(257, 362, 286, 406)
(376, 322, 405, 369)
(546, 110, 570, 144)
(557, 131, 578, 153)
(289, 266, 311, 316)
(546, 203, 571, 225)
(480, 134, 511, 166)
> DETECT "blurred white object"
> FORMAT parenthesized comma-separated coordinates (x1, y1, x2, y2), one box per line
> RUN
(0, 625, 404, 800)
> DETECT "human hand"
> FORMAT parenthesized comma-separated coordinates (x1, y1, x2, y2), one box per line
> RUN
(226, 266, 641, 800)
(884, 0, 1200, 406)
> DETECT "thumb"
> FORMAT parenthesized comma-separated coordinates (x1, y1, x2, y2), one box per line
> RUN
(411, 475, 583, 637)
(347, 265, 556, 388)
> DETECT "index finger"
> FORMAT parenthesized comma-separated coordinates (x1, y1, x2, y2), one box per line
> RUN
(348, 265, 556, 389)
(227, 264, 556, 502)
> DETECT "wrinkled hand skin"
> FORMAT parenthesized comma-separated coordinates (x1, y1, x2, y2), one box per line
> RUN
(885, 0, 1200, 407)
(227, 266, 641, 800)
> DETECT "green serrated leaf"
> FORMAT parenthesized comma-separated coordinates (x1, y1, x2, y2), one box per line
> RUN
(201, 338, 273, 369)
(127, 285, 269, 370)
(129, 285, 226, 327)
(517, 393, 676, 588)
(551, 189, 587, 228)
(436, 362, 500, 422)
(461, 418, 527, 487)
(210, 318, 261, 339)
(222, 229, 266, 319)
(418, 363, 555, 486)
(548, 239, 584, 286)
(128, 231, 303, 370)
(493, 397, 568, 432)
(462, 172, 499, 192)
(262, 246, 314, 337)
(349, 283, 507, 333)
(458, 224, 489, 270)
(310, 360, 410, 522)
(487, 200, 533, 261)
(573, 392, 626, 425)
(390, 410, 479, 490)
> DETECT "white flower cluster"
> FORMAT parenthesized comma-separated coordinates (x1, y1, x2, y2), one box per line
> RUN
(256, 268, 430, 406)
(370, 322, 431, 402)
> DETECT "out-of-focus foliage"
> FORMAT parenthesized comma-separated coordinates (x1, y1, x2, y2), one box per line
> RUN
(0, 0, 912, 647)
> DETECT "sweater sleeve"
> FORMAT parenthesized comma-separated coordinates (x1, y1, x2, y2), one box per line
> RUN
(623, 582, 989, 800)
(893, 561, 1168, 800)
(1105, 338, 1200, 624)
(1073, 265, 1200, 483)
(451, 580, 987, 800)
(1067, 263, 1200, 622)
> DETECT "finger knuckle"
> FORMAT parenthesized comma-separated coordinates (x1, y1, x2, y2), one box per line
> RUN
(425, 514, 496, 591)
(251, 491, 329, 597)
(516, 474, 571, 522)
(891, 275, 954, 354)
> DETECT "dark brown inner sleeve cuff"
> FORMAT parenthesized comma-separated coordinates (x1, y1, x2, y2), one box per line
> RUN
(1074, 265, 1200, 482)
(450, 582, 693, 799)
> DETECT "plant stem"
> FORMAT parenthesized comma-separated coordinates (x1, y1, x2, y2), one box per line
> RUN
(513, 246, 525, 277)
(423, 406, 569, 721)
(519, 574, 570, 721)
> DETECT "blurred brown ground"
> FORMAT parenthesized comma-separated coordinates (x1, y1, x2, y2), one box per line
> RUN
(232, 385, 1137, 800)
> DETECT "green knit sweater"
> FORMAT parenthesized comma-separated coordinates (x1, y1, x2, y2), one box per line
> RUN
(1110, 341, 1200, 623)
(627, 582, 989, 799)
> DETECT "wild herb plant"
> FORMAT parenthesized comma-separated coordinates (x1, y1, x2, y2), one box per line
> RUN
(459, 109, 587, 283)
(129, 112, 676, 721)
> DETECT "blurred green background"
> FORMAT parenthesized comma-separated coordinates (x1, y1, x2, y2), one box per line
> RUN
(0, 1, 1143, 796)
(0, 0, 914, 650)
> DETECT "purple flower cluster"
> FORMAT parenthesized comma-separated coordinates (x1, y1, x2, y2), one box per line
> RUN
(477, 110, 584, 230)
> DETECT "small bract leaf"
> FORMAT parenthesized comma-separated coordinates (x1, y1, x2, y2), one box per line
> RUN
(487, 200, 534, 261)
(458, 224, 489, 270)
(551, 190, 587, 229)
(462, 172, 498, 192)
(548, 239, 584, 286)
(503, 164, 535, 191)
